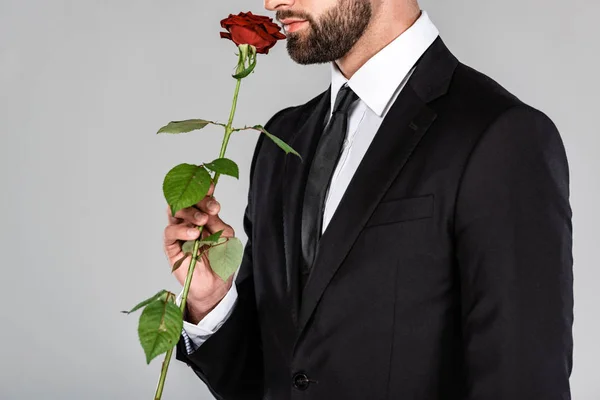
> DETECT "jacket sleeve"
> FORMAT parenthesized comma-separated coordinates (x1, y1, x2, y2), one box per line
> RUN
(177, 280, 239, 353)
(454, 105, 574, 399)
(174, 127, 269, 400)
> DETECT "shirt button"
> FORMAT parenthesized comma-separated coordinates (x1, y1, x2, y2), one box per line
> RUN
(292, 372, 310, 390)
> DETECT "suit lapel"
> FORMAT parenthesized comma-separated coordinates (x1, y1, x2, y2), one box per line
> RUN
(281, 88, 331, 328)
(295, 85, 436, 336)
(289, 37, 459, 344)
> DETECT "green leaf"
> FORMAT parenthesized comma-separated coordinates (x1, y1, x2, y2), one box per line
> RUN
(157, 119, 215, 134)
(181, 239, 196, 254)
(207, 237, 243, 282)
(171, 253, 190, 273)
(232, 55, 257, 79)
(248, 45, 257, 58)
(198, 229, 224, 245)
(138, 298, 183, 364)
(178, 230, 224, 265)
(163, 164, 212, 216)
(204, 158, 239, 179)
(253, 125, 302, 160)
(121, 290, 167, 314)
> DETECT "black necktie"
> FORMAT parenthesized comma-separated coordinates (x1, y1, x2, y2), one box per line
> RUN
(300, 83, 359, 289)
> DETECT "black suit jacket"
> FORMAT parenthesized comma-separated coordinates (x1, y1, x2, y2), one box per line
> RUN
(176, 37, 573, 400)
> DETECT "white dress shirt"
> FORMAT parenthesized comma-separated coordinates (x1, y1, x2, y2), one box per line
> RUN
(176, 10, 439, 354)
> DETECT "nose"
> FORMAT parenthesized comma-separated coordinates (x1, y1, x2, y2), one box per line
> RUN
(264, 0, 294, 12)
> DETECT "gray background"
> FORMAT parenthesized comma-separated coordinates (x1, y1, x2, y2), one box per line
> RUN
(1, 0, 597, 398)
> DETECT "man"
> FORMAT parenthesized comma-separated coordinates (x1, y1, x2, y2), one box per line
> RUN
(163, 0, 573, 398)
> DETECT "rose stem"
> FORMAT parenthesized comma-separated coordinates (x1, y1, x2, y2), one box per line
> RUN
(153, 75, 243, 400)
(214, 77, 242, 185)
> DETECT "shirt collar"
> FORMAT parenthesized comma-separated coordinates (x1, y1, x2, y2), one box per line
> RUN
(330, 10, 439, 117)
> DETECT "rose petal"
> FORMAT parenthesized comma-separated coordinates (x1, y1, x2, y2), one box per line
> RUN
(219, 11, 286, 53)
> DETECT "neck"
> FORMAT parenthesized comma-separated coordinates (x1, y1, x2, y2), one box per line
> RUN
(335, 8, 422, 79)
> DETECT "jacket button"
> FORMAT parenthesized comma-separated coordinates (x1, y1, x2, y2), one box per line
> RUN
(292, 372, 310, 390)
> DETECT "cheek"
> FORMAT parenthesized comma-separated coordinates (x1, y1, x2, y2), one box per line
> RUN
(303, 0, 336, 21)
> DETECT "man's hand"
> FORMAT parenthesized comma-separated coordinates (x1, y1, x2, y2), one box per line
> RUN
(163, 182, 235, 324)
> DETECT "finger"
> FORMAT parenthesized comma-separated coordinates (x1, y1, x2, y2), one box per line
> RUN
(166, 205, 182, 224)
(196, 195, 220, 216)
(164, 222, 201, 247)
(195, 182, 219, 216)
(206, 182, 215, 197)
(205, 213, 235, 237)
(173, 206, 209, 226)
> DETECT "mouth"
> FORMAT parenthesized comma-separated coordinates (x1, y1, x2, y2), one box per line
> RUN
(280, 19, 308, 34)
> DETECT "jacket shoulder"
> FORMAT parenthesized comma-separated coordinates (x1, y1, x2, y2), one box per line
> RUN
(451, 62, 523, 111)
(438, 61, 560, 137)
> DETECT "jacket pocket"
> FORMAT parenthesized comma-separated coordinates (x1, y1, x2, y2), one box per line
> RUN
(365, 194, 434, 228)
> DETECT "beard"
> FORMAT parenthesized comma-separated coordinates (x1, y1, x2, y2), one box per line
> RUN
(278, 0, 373, 64)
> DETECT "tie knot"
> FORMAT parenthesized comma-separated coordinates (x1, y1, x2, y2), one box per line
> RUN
(333, 84, 358, 114)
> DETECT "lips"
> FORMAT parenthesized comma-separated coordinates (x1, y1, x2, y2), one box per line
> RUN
(279, 18, 307, 25)
(280, 19, 308, 34)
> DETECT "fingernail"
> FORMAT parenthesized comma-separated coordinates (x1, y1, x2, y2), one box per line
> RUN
(187, 228, 198, 237)
(208, 200, 218, 211)
(194, 212, 205, 222)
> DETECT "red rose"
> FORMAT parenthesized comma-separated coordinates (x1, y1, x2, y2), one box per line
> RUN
(220, 11, 286, 54)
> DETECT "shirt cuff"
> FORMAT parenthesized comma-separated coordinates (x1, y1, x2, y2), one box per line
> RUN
(175, 282, 239, 354)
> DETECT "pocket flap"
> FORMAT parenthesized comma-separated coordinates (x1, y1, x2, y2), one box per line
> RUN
(365, 194, 434, 227)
